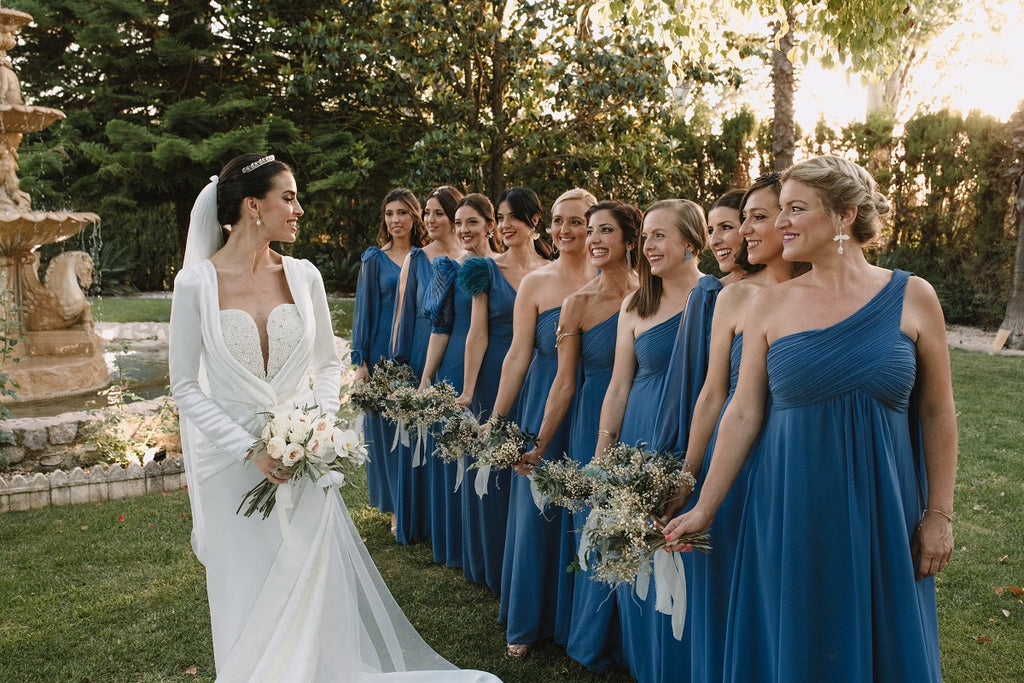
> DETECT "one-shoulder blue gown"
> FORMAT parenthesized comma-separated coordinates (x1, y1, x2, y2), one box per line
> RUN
(725, 270, 941, 682)
(498, 306, 576, 647)
(566, 313, 621, 671)
(614, 311, 681, 683)
(648, 274, 720, 682)
(460, 257, 515, 596)
(391, 247, 434, 545)
(424, 256, 468, 567)
(690, 332, 747, 682)
(351, 246, 400, 513)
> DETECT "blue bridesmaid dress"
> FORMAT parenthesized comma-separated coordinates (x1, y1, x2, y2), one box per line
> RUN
(390, 247, 434, 545)
(647, 274, 720, 682)
(498, 306, 576, 647)
(613, 311, 681, 683)
(565, 313, 622, 671)
(424, 256, 468, 568)
(459, 257, 515, 596)
(725, 270, 941, 682)
(689, 332, 748, 682)
(351, 246, 400, 513)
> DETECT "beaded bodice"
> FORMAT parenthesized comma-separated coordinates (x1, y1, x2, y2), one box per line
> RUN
(220, 303, 303, 380)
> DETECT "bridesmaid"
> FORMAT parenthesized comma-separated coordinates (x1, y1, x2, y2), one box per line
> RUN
(666, 156, 955, 682)
(707, 189, 747, 285)
(419, 193, 501, 567)
(672, 176, 806, 682)
(523, 200, 641, 671)
(352, 188, 425, 519)
(592, 199, 707, 683)
(452, 188, 555, 594)
(391, 185, 465, 545)
(487, 188, 595, 656)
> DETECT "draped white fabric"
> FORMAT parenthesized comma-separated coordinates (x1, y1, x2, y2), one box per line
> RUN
(170, 257, 500, 683)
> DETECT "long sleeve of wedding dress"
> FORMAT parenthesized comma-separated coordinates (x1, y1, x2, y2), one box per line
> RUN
(170, 257, 500, 683)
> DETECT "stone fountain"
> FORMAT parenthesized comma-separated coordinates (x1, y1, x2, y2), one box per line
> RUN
(0, 5, 108, 404)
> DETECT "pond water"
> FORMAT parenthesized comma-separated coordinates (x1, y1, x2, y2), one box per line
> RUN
(6, 341, 169, 419)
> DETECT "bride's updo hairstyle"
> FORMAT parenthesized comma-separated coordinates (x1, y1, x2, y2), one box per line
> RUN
(216, 153, 292, 229)
(782, 155, 891, 245)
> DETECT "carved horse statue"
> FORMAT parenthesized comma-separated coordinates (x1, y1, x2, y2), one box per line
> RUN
(22, 251, 95, 331)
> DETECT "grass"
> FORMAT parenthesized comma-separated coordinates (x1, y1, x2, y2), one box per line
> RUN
(90, 296, 356, 339)
(1, 350, 1020, 681)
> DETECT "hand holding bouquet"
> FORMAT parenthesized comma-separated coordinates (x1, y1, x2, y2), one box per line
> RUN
(345, 358, 415, 416)
(476, 414, 537, 471)
(237, 404, 368, 519)
(572, 441, 709, 639)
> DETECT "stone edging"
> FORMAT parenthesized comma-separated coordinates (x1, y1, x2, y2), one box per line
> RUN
(0, 396, 175, 471)
(0, 457, 186, 513)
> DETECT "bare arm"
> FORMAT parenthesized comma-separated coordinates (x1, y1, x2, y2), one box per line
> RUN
(489, 283, 541, 419)
(663, 293, 742, 517)
(418, 332, 450, 391)
(904, 276, 957, 579)
(458, 292, 490, 407)
(520, 299, 583, 470)
(592, 303, 638, 459)
(663, 298, 771, 540)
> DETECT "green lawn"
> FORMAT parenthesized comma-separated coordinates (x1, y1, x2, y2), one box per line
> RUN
(90, 296, 356, 338)
(0, 349, 1020, 681)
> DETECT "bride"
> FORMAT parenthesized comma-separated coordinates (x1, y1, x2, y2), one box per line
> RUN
(170, 153, 500, 682)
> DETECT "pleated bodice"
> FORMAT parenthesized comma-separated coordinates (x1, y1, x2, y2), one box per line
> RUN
(767, 272, 916, 412)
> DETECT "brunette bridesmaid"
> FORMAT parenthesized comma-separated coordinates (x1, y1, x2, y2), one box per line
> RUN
(391, 185, 465, 545)
(352, 189, 425, 519)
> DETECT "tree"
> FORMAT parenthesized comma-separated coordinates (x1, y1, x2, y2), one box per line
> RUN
(998, 104, 1024, 348)
(10, 0, 691, 291)
(597, 0, 924, 169)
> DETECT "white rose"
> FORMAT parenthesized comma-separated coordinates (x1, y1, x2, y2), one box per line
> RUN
(307, 435, 337, 464)
(288, 411, 313, 443)
(310, 416, 334, 440)
(266, 435, 288, 460)
(270, 412, 292, 437)
(316, 434, 339, 465)
(282, 442, 305, 466)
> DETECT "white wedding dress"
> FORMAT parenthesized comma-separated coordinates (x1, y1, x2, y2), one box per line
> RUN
(170, 257, 500, 683)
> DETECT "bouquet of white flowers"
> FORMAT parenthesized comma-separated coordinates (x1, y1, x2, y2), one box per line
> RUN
(433, 410, 485, 464)
(477, 414, 536, 470)
(237, 404, 368, 519)
(572, 442, 709, 640)
(345, 358, 415, 416)
(383, 382, 463, 465)
(529, 456, 594, 512)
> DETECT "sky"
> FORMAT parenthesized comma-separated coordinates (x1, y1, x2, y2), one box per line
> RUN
(793, 0, 1024, 128)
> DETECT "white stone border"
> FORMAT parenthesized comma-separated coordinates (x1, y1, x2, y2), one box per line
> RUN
(0, 457, 186, 513)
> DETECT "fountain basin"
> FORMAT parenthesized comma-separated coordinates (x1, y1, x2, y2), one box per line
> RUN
(0, 103, 65, 134)
(0, 211, 100, 252)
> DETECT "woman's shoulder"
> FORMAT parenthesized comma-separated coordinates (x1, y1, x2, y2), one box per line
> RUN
(361, 246, 384, 262)
(174, 260, 212, 289)
(457, 256, 493, 295)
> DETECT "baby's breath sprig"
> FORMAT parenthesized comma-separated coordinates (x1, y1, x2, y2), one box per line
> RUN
(474, 414, 537, 470)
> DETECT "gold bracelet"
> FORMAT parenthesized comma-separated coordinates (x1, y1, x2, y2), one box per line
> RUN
(597, 428, 617, 439)
(923, 508, 954, 523)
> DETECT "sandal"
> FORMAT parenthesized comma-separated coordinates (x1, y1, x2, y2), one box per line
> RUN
(506, 643, 532, 658)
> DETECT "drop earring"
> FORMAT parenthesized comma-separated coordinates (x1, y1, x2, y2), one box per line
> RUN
(833, 221, 850, 254)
